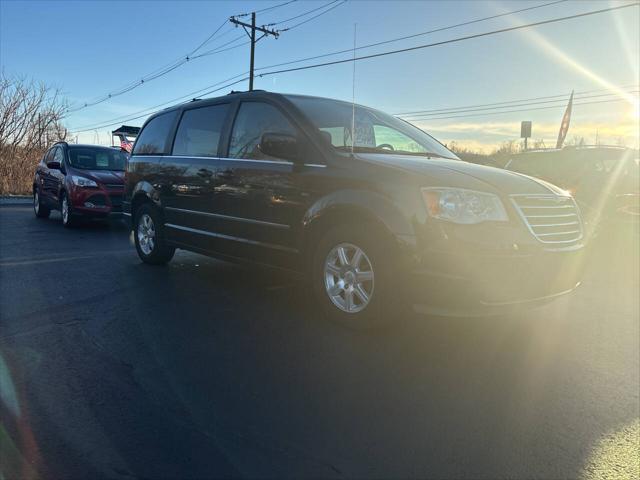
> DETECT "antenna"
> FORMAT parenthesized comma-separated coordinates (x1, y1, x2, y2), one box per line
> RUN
(351, 23, 357, 157)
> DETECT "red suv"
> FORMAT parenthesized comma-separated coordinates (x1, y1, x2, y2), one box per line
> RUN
(33, 142, 127, 227)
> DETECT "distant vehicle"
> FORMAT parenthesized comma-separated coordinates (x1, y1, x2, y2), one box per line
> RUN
(505, 146, 640, 229)
(124, 91, 585, 326)
(33, 143, 127, 227)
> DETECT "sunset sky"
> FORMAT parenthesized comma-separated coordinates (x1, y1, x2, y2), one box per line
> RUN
(1, 0, 638, 151)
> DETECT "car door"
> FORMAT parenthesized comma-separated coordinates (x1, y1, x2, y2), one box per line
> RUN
(211, 100, 314, 265)
(42, 146, 65, 205)
(37, 148, 55, 205)
(159, 102, 231, 250)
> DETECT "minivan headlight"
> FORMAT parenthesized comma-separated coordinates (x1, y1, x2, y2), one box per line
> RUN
(71, 175, 98, 188)
(421, 187, 508, 224)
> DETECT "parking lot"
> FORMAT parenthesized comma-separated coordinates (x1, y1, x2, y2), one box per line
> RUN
(1, 204, 638, 479)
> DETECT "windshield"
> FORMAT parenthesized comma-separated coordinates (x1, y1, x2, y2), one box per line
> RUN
(68, 147, 127, 171)
(287, 95, 459, 160)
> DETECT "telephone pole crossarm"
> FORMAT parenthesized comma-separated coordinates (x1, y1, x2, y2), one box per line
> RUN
(229, 17, 280, 38)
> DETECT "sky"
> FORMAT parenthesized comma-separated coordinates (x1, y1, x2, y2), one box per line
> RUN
(1, 0, 638, 151)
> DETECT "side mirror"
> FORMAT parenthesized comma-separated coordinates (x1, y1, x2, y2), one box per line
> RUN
(259, 132, 299, 162)
(47, 161, 61, 170)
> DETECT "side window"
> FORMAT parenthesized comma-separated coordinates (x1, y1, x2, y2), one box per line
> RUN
(228, 102, 296, 161)
(133, 111, 177, 155)
(53, 147, 65, 164)
(172, 104, 229, 157)
(44, 148, 55, 163)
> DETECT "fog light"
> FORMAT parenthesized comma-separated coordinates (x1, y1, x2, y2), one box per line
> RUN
(84, 202, 95, 208)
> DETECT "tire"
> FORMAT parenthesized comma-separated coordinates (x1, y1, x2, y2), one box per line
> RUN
(133, 203, 175, 265)
(33, 189, 50, 218)
(312, 223, 406, 329)
(60, 192, 77, 228)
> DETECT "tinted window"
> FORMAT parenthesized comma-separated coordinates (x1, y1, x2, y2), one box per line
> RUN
(133, 111, 177, 155)
(53, 147, 65, 164)
(68, 147, 127, 171)
(173, 104, 229, 157)
(45, 148, 56, 163)
(229, 102, 296, 160)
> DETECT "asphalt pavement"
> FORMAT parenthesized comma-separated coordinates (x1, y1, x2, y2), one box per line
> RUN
(1, 205, 638, 479)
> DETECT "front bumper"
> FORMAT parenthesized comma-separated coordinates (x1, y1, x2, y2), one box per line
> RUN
(404, 220, 586, 316)
(69, 186, 123, 217)
(410, 245, 584, 316)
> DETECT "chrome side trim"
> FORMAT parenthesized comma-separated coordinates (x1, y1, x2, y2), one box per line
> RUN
(480, 283, 580, 306)
(169, 155, 293, 166)
(167, 155, 326, 168)
(164, 223, 298, 253)
(122, 212, 132, 217)
(164, 206, 289, 229)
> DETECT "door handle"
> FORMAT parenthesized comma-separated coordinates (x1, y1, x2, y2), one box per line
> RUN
(197, 168, 213, 178)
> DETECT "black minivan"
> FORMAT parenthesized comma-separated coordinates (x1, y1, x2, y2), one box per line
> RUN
(124, 91, 585, 326)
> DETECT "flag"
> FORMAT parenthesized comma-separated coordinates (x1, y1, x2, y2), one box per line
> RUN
(556, 91, 573, 149)
(120, 139, 132, 153)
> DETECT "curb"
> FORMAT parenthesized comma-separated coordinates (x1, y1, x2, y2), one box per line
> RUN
(0, 196, 32, 206)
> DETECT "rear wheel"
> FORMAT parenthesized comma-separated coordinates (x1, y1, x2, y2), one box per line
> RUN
(33, 189, 50, 218)
(134, 203, 175, 265)
(312, 223, 405, 329)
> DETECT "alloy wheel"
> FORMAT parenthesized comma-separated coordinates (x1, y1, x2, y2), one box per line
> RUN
(137, 213, 156, 255)
(62, 196, 69, 224)
(34, 191, 39, 214)
(324, 242, 375, 313)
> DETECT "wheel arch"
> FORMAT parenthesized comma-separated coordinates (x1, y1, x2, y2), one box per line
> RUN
(130, 180, 161, 216)
(300, 190, 415, 264)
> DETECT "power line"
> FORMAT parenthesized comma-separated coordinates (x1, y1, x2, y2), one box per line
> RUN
(69, 70, 249, 131)
(266, 0, 342, 26)
(67, 0, 566, 118)
(69, 3, 639, 134)
(190, 34, 249, 59)
(70, 76, 250, 133)
(237, 0, 297, 17)
(256, 3, 639, 78)
(409, 97, 638, 122)
(250, 0, 568, 74)
(396, 84, 640, 116)
(278, 0, 347, 31)
(398, 89, 640, 119)
(68, 18, 242, 113)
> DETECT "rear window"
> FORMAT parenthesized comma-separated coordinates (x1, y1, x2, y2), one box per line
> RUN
(133, 111, 177, 155)
(172, 104, 229, 157)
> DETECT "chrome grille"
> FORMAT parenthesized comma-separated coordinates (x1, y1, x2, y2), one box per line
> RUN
(511, 195, 583, 244)
(105, 183, 123, 190)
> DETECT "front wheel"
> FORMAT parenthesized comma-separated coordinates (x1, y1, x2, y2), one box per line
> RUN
(134, 204, 175, 265)
(33, 189, 50, 218)
(60, 192, 77, 228)
(312, 223, 406, 329)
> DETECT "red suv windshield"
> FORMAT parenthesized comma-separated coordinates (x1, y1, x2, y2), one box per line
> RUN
(68, 147, 127, 171)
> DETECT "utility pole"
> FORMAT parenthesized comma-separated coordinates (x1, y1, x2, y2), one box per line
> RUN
(229, 12, 279, 91)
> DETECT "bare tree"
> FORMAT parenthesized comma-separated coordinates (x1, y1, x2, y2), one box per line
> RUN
(0, 71, 69, 195)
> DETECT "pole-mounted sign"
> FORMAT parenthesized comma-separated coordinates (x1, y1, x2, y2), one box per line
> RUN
(521, 121, 532, 150)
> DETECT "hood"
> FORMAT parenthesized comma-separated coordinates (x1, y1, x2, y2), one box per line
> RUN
(79, 170, 125, 185)
(355, 153, 565, 196)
